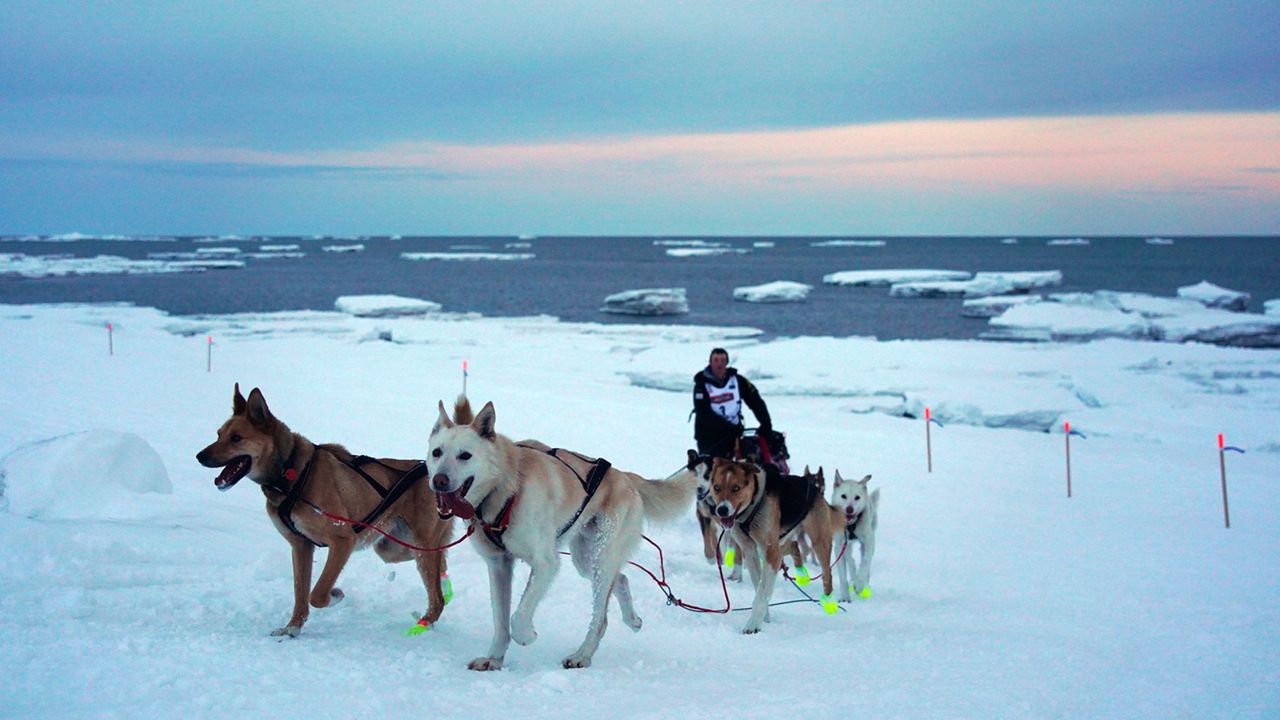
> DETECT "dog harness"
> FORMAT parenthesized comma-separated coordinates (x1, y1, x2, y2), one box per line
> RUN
(737, 465, 823, 541)
(474, 446, 612, 552)
(844, 509, 864, 543)
(264, 443, 429, 548)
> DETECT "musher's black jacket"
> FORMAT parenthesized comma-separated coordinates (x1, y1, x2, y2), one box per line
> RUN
(692, 366, 772, 458)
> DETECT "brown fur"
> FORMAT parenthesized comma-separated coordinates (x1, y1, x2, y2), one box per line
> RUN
(196, 384, 456, 637)
(706, 458, 835, 633)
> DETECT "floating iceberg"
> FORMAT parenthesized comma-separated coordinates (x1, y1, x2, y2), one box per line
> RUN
(653, 240, 729, 248)
(1048, 238, 1090, 246)
(823, 269, 970, 287)
(334, 295, 442, 317)
(260, 244, 300, 251)
(1177, 280, 1250, 311)
(1145, 237, 1175, 245)
(600, 288, 689, 315)
(1266, 299, 1280, 316)
(196, 247, 240, 255)
(733, 281, 812, 303)
(323, 244, 365, 253)
(0, 253, 240, 277)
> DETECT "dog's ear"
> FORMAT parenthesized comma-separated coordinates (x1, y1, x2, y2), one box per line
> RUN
(233, 383, 247, 415)
(245, 388, 274, 429)
(860, 474, 872, 484)
(432, 400, 455, 436)
(733, 437, 742, 460)
(833, 469, 844, 486)
(815, 466, 824, 481)
(803, 464, 811, 476)
(473, 401, 497, 440)
(687, 449, 700, 469)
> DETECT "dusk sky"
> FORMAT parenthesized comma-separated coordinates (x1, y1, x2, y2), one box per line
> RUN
(2, 1, 1277, 236)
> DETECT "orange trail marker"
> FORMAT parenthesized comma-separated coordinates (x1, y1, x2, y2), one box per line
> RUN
(206, 335, 213, 373)
(107, 322, 114, 356)
(1217, 434, 1245, 529)
(462, 359, 469, 396)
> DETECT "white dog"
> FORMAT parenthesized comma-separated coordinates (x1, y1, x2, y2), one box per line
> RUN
(830, 470, 878, 602)
(427, 399, 697, 669)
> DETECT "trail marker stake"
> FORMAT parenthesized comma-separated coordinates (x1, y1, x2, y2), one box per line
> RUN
(1064, 422, 1087, 498)
(924, 407, 943, 473)
(1218, 434, 1245, 529)
(206, 335, 213, 373)
(107, 322, 114, 356)
(462, 360, 469, 396)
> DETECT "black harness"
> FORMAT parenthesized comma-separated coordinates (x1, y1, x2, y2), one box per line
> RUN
(737, 464, 822, 541)
(263, 444, 429, 548)
(844, 510, 864, 543)
(474, 446, 612, 552)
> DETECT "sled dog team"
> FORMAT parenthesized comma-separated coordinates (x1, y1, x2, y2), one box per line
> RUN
(197, 385, 880, 669)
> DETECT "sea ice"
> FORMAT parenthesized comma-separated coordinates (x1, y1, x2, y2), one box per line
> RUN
(334, 295, 442, 317)
(823, 269, 970, 287)
(733, 281, 812, 303)
(401, 252, 535, 261)
(1177, 280, 1250, 311)
(600, 288, 689, 315)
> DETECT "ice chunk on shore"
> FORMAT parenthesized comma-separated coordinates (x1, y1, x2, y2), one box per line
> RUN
(733, 281, 812, 303)
(1177, 280, 1250, 311)
(334, 295, 442, 317)
(823, 269, 970, 286)
(600, 288, 689, 315)
(1, 431, 171, 520)
(983, 290, 1280, 347)
(892, 271, 1061, 298)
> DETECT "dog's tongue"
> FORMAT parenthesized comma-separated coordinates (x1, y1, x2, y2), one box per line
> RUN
(436, 489, 475, 520)
(718, 516, 735, 530)
(214, 456, 251, 492)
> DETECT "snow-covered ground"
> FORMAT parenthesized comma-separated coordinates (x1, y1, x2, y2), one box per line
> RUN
(1, 302, 1278, 719)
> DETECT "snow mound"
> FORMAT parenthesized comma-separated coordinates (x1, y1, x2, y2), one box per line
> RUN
(824, 269, 970, 287)
(1, 431, 171, 520)
(733, 281, 812, 303)
(334, 295, 442, 317)
(600, 288, 689, 315)
(1177, 280, 1250, 311)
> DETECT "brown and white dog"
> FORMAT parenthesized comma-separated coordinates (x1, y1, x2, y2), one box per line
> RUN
(196, 384, 456, 638)
(427, 400, 698, 669)
(705, 458, 834, 633)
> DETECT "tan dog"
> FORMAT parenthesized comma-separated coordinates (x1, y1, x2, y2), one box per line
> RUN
(706, 458, 834, 633)
(196, 384, 455, 638)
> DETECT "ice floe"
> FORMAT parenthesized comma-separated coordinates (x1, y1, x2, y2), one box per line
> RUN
(1145, 237, 1175, 245)
(0, 253, 242, 278)
(824, 269, 970, 287)
(400, 252, 535, 261)
(260, 244, 300, 251)
(1177, 280, 1250, 311)
(733, 281, 812, 303)
(1048, 238, 1090, 246)
(961, 294, 1043, 318)
(665, 247, 750, 257)
(334, 295, 442, 317)
(810, 240, 887, 247)
(1266, 299, 1279, 316)
(890, 271, 1062, 298)
(652, 240, 729, 247)
(322, 244, 365, 253)
(600, 288, 689, 315)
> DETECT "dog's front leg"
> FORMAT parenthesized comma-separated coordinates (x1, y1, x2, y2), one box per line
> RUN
(856, 534, 876, 598)
(272, 539, 314, 637)
(469, 552, 513, 671)
(309, 535, 354, 609)
(743, 538, 781, 634)
(511, 547, 560, 646)
(837, 539, 854, 602)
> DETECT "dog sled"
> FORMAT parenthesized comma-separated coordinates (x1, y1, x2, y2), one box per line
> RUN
(738, 427, 790, 475)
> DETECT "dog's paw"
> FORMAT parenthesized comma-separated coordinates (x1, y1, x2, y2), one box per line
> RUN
(562, 653, 592, 669)
(467, 657, 503, 671)
(741, 625, 762, 635)
(510, 619, 538, 646)
(623, 613, 643, 632)
(858, 586, 873, 599)
(269, 625, 301, 638)
(310, 587, 344, 609)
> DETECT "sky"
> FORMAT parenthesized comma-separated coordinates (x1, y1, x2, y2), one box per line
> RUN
(1, 1, 1277, 236)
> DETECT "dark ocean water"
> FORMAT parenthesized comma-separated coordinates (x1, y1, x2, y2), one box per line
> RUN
(2, 236, 1277, 340)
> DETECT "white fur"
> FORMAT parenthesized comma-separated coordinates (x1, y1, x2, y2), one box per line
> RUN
(831, 470, 878, 602)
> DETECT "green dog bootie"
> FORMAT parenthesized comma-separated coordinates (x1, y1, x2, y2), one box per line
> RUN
(793, 565, 811, 587)
(819, 594, 838, 615)
(859, 586, 873, 599)
(723, 548, 736, 569)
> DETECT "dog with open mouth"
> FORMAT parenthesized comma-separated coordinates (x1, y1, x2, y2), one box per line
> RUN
(196, 384, 458, 638)
(705, 457, 835, 633)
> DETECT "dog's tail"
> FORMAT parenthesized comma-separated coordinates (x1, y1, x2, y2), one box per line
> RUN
(870, 487, 880, 511)
(630, 471, 697, 524)
(453, 394, 474, 425)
